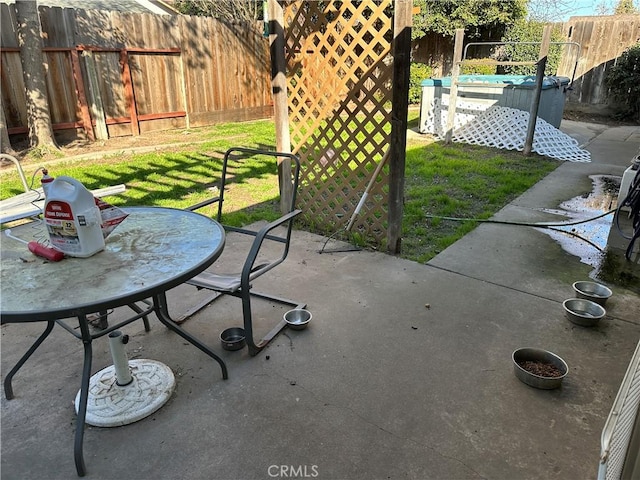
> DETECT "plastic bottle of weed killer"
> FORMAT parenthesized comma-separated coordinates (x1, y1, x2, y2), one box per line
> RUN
(44, 176, 105, 258)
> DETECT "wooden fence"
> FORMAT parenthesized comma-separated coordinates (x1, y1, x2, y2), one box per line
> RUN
(3, 5, 638, 146)
(557, 15, 640, 114)
(0, 4, 273, 141)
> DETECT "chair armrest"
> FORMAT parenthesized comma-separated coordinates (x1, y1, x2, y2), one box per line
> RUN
(241, 209, 302, 282)
(257, 209, 302, 242)
(186, 196, 221, 212)
(256, 209, 302, 240)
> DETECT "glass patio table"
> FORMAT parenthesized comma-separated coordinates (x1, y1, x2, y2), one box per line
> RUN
(0, 206, 227, 477)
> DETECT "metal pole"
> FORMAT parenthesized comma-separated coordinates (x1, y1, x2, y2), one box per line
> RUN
(108, 331, 132, 386)
(0, 154, 29, 192)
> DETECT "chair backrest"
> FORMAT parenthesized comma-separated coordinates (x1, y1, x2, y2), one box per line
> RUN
(217, 147, 300, 232)
(187, 147, 302, 277)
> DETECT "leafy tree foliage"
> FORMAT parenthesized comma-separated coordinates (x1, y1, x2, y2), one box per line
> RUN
(605, 42, 640, 121)
(615, 0, 640, 14)
(498, 20, 564, 76)
(411, 0, 527, 40)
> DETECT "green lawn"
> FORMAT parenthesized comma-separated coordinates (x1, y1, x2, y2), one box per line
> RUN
(1, 114, 559, 263)
(402, 116, 558, 261)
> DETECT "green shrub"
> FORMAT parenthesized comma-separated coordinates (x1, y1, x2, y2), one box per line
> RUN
(409, 62, 433, 104)
(460, 58, 496, 75)
(605, 42, 640, 121)
(498, 20, 563, 76)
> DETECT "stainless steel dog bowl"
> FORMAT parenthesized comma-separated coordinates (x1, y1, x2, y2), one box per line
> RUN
(572, 281, 612, 306)
(220, 327, 246, 351)
(512, 348, 568, 390)
(563, 298, 606, 327)
(284, 309, 312, 330)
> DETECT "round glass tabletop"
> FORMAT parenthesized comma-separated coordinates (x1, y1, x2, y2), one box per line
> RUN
(1, 207, 225, 321)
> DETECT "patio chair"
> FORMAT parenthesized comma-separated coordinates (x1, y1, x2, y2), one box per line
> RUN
(182, 147, 306, 356)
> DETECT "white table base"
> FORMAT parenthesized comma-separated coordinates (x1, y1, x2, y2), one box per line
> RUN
(74, 359, 175, 427)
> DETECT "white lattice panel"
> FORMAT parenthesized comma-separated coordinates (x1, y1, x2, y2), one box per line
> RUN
(424, 98, 493, 138)
(424, 103, 591, 163)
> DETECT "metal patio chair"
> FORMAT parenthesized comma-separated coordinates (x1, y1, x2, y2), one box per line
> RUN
(182, 147, 306, 356)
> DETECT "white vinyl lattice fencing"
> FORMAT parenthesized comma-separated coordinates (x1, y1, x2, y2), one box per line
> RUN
(423, 101, 591, 163)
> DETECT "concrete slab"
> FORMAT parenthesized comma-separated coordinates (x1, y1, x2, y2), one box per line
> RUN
(597, 126, 640, 143)
(2, 122, 640, 480)
(559, 119, 607, 147)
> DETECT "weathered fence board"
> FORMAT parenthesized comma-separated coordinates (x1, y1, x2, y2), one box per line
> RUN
(39, 6, 76, 48)
(558, 14, 640, 113)
(46, 51, 78, 123)
(0, 4, 19, 48)
(1, 52, 26, 125)
(1, 4, 273, 141)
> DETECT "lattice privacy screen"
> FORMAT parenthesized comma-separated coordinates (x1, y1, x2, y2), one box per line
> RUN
(283, 0, 393, 244)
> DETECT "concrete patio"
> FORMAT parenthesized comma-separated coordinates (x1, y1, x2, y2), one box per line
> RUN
(1, 120, 639, 480)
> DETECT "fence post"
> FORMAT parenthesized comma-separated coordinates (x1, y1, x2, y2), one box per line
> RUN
(444, 29, 464, 145)
(70, 49, 96, 142)
(119, 49, 140, 136)
(387, 0, 413, 254)
(268, 0, 292, 213)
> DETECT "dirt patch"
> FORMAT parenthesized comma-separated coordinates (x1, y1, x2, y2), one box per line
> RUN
(2, 127, 217, 170)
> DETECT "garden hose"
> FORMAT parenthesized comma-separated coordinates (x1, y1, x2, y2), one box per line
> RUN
(423, 211, 612, 253)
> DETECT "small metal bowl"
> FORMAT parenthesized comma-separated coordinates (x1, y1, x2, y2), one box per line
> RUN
(220, 327, 246, 351)
(284, 309, 312, 330)
(563, 298, 606, 327)
(572, 281, 612, 306)
(512, 348, 568, 390)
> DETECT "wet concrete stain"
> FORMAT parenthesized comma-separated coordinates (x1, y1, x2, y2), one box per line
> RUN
(536, 175, 619, 279)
